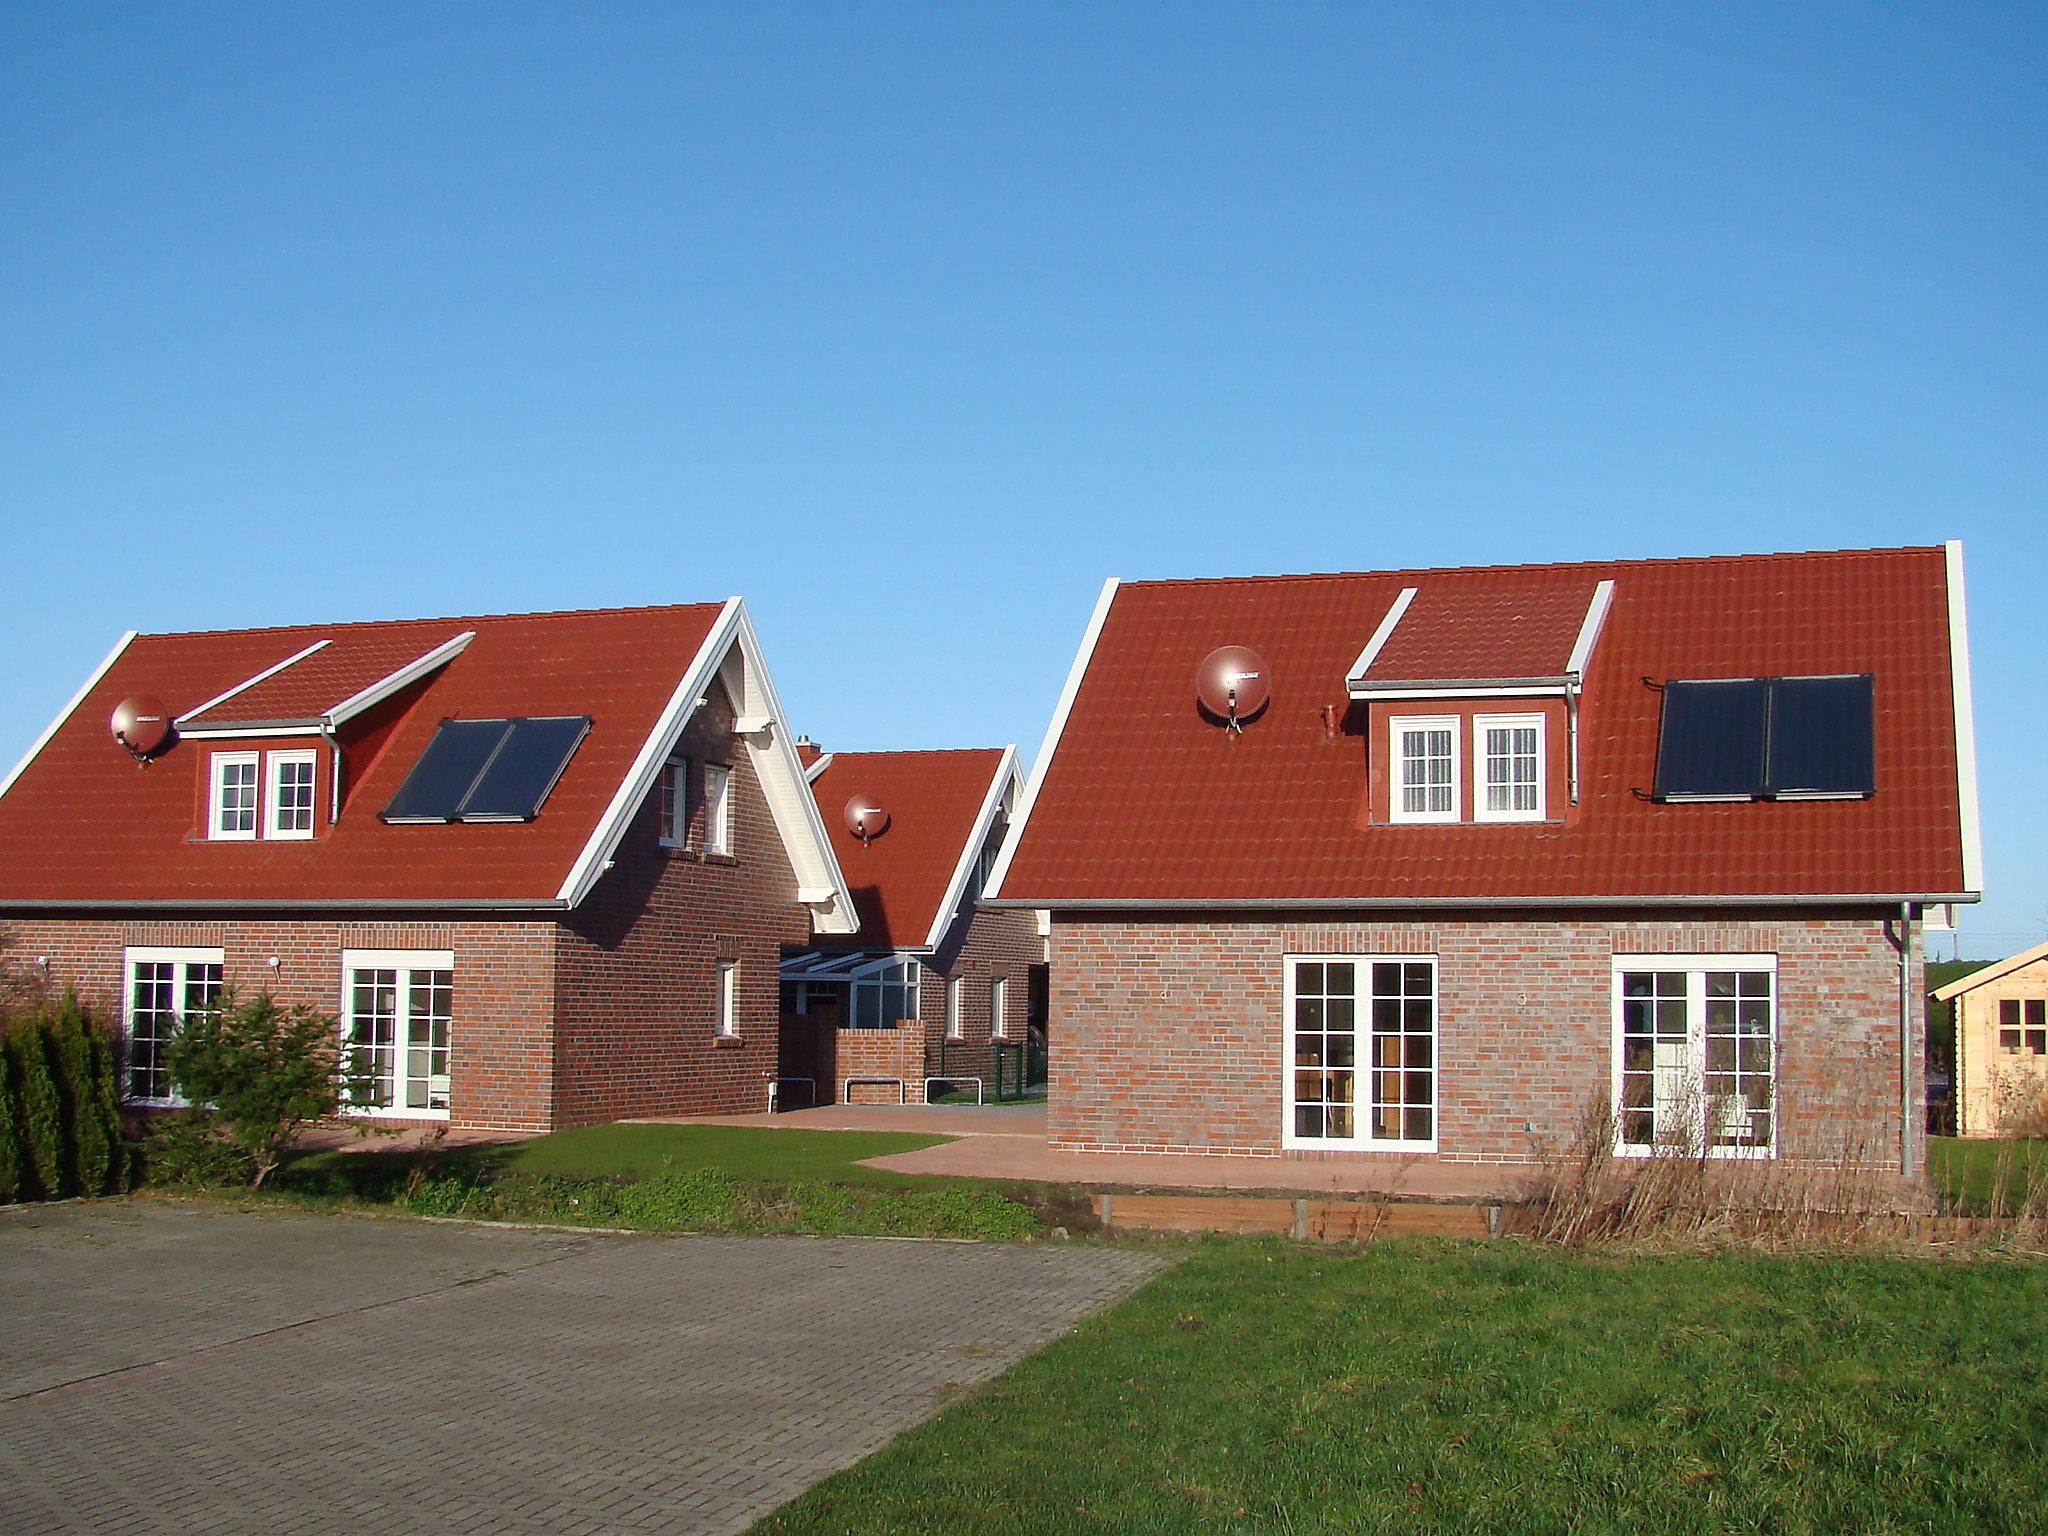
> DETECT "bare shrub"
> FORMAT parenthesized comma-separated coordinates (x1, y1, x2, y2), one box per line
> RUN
(1990, 1068, 2048, 1140)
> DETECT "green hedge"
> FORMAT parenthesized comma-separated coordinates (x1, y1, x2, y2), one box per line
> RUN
(1, 993, 125, 1203)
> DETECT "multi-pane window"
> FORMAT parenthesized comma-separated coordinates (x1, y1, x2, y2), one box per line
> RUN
(1286, 956, 1437, 1148)
(658, 756, 690, 847)
(1999, 999, 2047, 1055)
(343, 951, 453, 1116)
(716, 961, 738, 1038)
(1478, 716, 1544, 821)
(1615, 956, 1776, 1154)
(946, 976, 964, 1040)
(210, 753, 259, 839)
(990, 977, 1008, 1039)
(849, 957, 919, 1030)
(1392, 719, 1458, 822)
(703, 764, 732, 855)
(267, 752, 317, 838)
(123, 948, 223, 1104)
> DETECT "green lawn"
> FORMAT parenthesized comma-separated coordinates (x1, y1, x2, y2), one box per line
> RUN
(1928, 1134, 2048, 1214)
(753, 1239, 2048, 1535)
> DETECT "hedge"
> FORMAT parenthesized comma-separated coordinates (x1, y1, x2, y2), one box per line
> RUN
(1, 994, 125, 1203)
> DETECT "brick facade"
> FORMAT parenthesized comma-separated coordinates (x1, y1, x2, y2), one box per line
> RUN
(1049, 908, 1922, 1184)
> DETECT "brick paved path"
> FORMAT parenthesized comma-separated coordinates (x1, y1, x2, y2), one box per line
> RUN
(0, 1202, 1161, 1534)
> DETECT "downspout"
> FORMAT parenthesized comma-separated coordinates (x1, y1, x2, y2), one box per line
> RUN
(1887, 902, 1918, 1180)
(1565, 673, 1581, 805)
(320, 721, 343, 825)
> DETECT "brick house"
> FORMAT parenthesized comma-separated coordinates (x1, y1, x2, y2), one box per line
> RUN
(1935, 938, 2048, 1137)
(983, 544, 1982, 1192)
(0, 600, 859, 1132)
(779, 745, 1045, 1104)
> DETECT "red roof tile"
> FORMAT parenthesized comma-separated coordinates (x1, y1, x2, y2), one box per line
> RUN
(184, 627, 470, 726)
(1360, 573, 1595, 683)
(0, 604, 724, 907)
(808, 748, 1009, 949)
(995, 546, 1971, 905)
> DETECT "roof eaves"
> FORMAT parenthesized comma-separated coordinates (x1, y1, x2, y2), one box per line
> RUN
(175, 640, 331, 725)
(1344, 586, 1417, 685)
(920, 744, 1023, 952)
(983, 892, 1983, 911)
(1946, 540, 1983, 897)
(0, 629, 137, 804)
(325, 630, 477, 727)
(1932, 935, 2048, 1001)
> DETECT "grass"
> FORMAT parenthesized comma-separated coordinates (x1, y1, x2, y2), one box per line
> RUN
(1928, 1134, 2048, 1214)
(753, 1237, 2048, 1536)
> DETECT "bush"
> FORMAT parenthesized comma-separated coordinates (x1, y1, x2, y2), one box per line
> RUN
(140, 1110, 262, 1189)
(46, 993, 113, 1197)
(5, 1017, 63, 1199)
(0, 1040, 18, 1203)
(164, 990, 370, 1188)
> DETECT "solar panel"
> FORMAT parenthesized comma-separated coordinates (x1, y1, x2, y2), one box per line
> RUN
(456, 716, 590, 822)
(381, 719, 513, 822)
(1766, 675, 1874, 797)
(1653, 679, 1768, 800)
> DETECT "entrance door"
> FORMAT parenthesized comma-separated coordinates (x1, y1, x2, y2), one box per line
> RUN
(343, 951, 454, 1116)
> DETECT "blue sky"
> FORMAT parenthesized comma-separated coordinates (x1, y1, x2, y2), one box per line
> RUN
(2, 4, 2042, 954)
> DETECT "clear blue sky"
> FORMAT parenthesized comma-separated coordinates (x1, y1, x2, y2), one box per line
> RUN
(3, 4, 2042, 955)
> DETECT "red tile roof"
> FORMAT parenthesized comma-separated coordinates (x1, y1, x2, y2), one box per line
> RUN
(1359, 574, 1596, 684)
(993, 546, 1973, 906)
(808, 748, 1010, 950)
(182, 628, 470, 726)
(0, 604, 725, 907)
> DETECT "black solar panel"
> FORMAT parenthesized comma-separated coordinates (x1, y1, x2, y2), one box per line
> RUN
(1766, 675, 1874, 797)
(1653, 679, 1769, 800)
(457, 716, 591, 822)
(381, 719, 513, 822)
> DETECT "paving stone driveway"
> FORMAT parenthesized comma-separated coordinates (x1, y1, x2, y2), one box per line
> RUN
(0, 1202, 1162, 1534)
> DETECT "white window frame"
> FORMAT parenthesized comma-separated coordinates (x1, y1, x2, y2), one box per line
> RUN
(657, 755, 690, 848)
(845, 954, 920, 1030)
(265, 749, 319, 840)
(1610, 953, 1778, 1160)
(121, 946, 224, 1106)
(989, 976, 1008, 1040)
(715, 959, 739, 1038)
(208, 751, 260, 840)
(1389, 716, 1461, 824)
(339, 949, 455, 1121)
(703, 762, 732, 855)
(946, 976, 965, 1041)
(1474, 712, 1546, 823)
(1282, 953, 1439, 1152)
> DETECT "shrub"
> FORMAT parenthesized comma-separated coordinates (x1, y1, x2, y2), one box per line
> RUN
(46, 994, 113, 1197)
(164, 990, 372, 1188)
(4, 1017, 63, 1199)
(141, 1110, 263, 1189)
(0, 1040, 18, 1203)
(86, 1013, 125, 1194)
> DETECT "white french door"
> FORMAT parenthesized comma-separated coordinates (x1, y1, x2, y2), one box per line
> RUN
(342, 950, 454, 1117)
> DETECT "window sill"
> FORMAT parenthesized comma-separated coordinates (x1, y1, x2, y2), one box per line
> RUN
(702, 851, 739, 867)
(712, 1033, 746, 1049)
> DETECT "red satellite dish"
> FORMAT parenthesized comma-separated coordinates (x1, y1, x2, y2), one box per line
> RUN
(843, 795, 890, 844)
(111, 695, 173, 758)
(1195, 646, 1271, 730)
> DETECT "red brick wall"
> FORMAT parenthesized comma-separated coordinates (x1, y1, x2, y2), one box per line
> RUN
(837, 1021, 929, 1104)
(1049, 908, 1921, 1175)
(551, 680, 811, 1124)
(918, 901, 1044, 1091)
(0, 913, 558, 1132)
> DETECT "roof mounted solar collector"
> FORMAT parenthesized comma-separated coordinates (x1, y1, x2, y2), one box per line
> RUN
(380, 716, 591, 824)
(1653, 674, 1873, 802)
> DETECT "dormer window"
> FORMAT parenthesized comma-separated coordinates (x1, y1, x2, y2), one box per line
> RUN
(267, 751, 318, 839)
(1391, 717, 1459, 823)
(209, 753, 259, 840)
(1477, 714, 1545, 822)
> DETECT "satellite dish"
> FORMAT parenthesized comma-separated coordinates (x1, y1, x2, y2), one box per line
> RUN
(1196, 646, 1271, 732)
(111, 695, 173, 758)
(843, 795, 890, 845)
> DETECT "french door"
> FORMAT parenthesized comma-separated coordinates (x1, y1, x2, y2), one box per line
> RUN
(343, 950, 453, 1116)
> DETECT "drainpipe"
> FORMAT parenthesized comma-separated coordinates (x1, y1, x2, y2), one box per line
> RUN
(1565, 675, 1581, 805)
(1887, 902, 1919, 1180)
(320, 721, 343, 825)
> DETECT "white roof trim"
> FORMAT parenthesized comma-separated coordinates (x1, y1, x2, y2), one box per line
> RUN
(1933, 935, 2048, 1001)
(1348, 681, 1569, 701)
(0, 629, 136, 804)
(325, 630, 475, 727)
(175, 640, 331, 725)
(984, 891, 1982, 912)
(984, 577, 1118, 902)
(1345, 587, 1417, 685)
(803, 751, 834, 784)
(922, 744, 1023, 952)
(1567, 579, 1616, 677)
(553, 599, 858, 932)
(1946, 539, 1983, 897)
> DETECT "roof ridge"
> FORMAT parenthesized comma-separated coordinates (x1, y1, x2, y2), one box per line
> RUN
(818, 745, 1009, 760)
(1118, 543, 1947, 591)
(135, 599, 730, 643)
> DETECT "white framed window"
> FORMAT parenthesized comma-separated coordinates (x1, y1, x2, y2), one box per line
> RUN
(703, 763, 732, 855)
(1283, 955, 1437, 1151)
(1476, 713, 1545, 822)
(946, 976, 964, 1040)
(266, 750, 318, 839)
(990, 976, 1008, 1039)
(715, 960, 738, 1038)
(1390, 717, 1459, 823)
(848, 956, 919, 1030)
(209, 752, 259, 840)
(1612, 954, 1777, 1157)
(658, 756, 689, 847)
(341, 950, 454, 1118)
(122, 947, 223, 1105)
